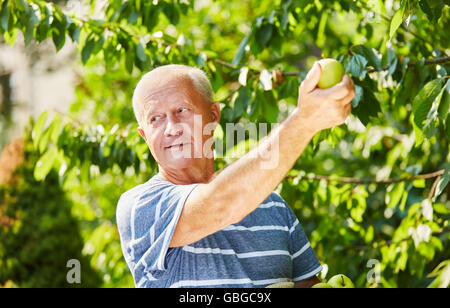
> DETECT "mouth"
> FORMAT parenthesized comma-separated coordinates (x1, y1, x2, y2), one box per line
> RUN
(165, 143, 191, 150)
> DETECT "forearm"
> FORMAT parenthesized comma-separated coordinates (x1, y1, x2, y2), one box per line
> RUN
(171, 63, 354, 247)
(209, 108, 317, 223)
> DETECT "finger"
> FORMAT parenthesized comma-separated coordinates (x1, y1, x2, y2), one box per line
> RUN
(340, 103, 352, 123)
(336, 88, 356, 105)
(319, 82, 350, 100)
(344, 75, 356, 94)
(300, 62, 322, 94)
(345, 102, 351, 114)
(326, 75, 357, 100)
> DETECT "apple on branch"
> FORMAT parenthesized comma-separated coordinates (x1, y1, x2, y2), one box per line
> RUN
(317, 58, 345, 89)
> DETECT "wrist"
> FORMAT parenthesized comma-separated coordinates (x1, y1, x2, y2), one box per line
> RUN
(291, 107, 320, 137)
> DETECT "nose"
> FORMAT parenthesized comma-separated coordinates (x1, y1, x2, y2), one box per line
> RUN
(164, 115, 184, 137)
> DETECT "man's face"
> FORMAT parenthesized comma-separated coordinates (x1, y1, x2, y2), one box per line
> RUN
(137, 78, 219, 171)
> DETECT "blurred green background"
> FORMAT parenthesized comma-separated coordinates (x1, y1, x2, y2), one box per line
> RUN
(0, 0, 449, 287)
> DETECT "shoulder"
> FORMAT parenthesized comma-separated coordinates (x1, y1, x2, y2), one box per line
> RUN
(266, 191, 287, 204)
(116, 175, 170, 230)
(116, 174, 199, 235)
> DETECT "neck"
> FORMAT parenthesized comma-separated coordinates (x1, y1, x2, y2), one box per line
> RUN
(158, 158, 215, 185)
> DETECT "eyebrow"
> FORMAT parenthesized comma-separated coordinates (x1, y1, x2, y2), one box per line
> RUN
(143, 99, 195, 120)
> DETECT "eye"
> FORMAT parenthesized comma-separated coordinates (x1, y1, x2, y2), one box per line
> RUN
(150, 115, 161, 123)
(178, 107, 188, 113)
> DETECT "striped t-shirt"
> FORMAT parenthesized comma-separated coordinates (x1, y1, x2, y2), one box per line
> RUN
(116, 173, 322, 288)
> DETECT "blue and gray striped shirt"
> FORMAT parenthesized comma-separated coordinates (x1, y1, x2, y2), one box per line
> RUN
(116, 173, 322, 288)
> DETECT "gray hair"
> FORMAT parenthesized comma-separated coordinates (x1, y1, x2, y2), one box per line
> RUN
(132, 64, 214, 127)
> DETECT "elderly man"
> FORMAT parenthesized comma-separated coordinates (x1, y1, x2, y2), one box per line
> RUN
(116, 63, 355, 288)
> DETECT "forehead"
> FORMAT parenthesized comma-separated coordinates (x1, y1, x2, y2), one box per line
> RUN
(139, 77, 204, 113)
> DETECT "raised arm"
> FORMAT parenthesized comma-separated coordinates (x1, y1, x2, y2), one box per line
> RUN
(170, 62, 355, 247)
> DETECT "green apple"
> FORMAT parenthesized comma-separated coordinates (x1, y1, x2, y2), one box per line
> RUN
(317, 58, 345, 89)
(265, 281, 294, 288)
(311, 282, 334, 288)
(327, 274, 355, 288)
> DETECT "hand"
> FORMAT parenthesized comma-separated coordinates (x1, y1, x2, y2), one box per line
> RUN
(295, 61, 355, 133)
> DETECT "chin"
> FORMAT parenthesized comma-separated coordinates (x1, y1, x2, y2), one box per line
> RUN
(162, 155, 195, 170)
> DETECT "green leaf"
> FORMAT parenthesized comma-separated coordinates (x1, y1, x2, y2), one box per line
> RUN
(136, 42, 147, 62)
(419, 0, 444, 22)
(248, 95, 261, 122)
(386, 182, 405, 209)
(434, 165, 450, 200)
(221, 106, 234, 123)
(384, 47, 398, 76)
(389, 2, 406, 39)
(408, 248, 426, 277)
(433, 203, 450, 215)
(394, 242, 409, 273)
(412, 78, 446, 130)
(51, 15, 66, 51)
(413, 120, 426, 146)
(364, 225, 374, 243)
(347, 54, 368, 79)
(50, 113, 62, 144)
(446, 113, 450, 139)
(427, 260, 450, 288)
(232, 33, 250, 67)
(15, 0, 28, 11)
(350, 200, 366, 222)
(125, 46, 135, 74)
(24, 10, 39, 46)
(36, 5, 51, 42)
(162, 2, 180, 24)
(68, 23, 81, 43)
(233, 87, 252, 120)
(128, 8, 140, 24)
(256, 24, 273, 47)
(351, 84, 363, 108)
(32, 111, 49, 150)
(316, 10, 328, 46)
(39, 126, 51, 154)
(352, 45, 382, 71)
(81, 38, 96, 64)
(352, 85, 381, 125)
(437, 80, 450, 122)
(395, 68, 420, 107)
(1, 0, 10, 31)
(34, 147, 58, 181)
(258, 90, 278, 123)
(399, 190, 408, 211)
(413, 178, 426, 188)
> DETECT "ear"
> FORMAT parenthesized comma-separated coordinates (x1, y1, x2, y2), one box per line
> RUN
(137, 127, 147, 142)
(210, 102, 221, 122)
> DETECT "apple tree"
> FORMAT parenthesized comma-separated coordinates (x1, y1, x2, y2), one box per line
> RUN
(1, 0, 449, 287)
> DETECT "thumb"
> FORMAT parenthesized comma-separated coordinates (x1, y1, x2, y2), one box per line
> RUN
(300, 62, 322, 93)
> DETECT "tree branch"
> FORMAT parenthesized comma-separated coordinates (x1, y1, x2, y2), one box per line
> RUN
(287, 169, 444, 185)
(353, 226, 450, 251)
(280, 56, 450, 77)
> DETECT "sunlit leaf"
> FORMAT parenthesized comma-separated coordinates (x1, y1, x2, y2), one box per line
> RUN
(32, 111, 49, 150)
(412, 78, 446, 130)
(34, 147, 58, 181)
(232, 33, 250, 67)
(389, 3, 405, 39)
(434, 165, 450, 200)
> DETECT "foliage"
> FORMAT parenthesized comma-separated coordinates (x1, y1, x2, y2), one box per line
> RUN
(0, 134, 101, 287)
(1, 0, 449, 287)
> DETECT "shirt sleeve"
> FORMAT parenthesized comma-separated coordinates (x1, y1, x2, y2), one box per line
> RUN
(287, 213, 323, 281)
(120, 180, 199, 282)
